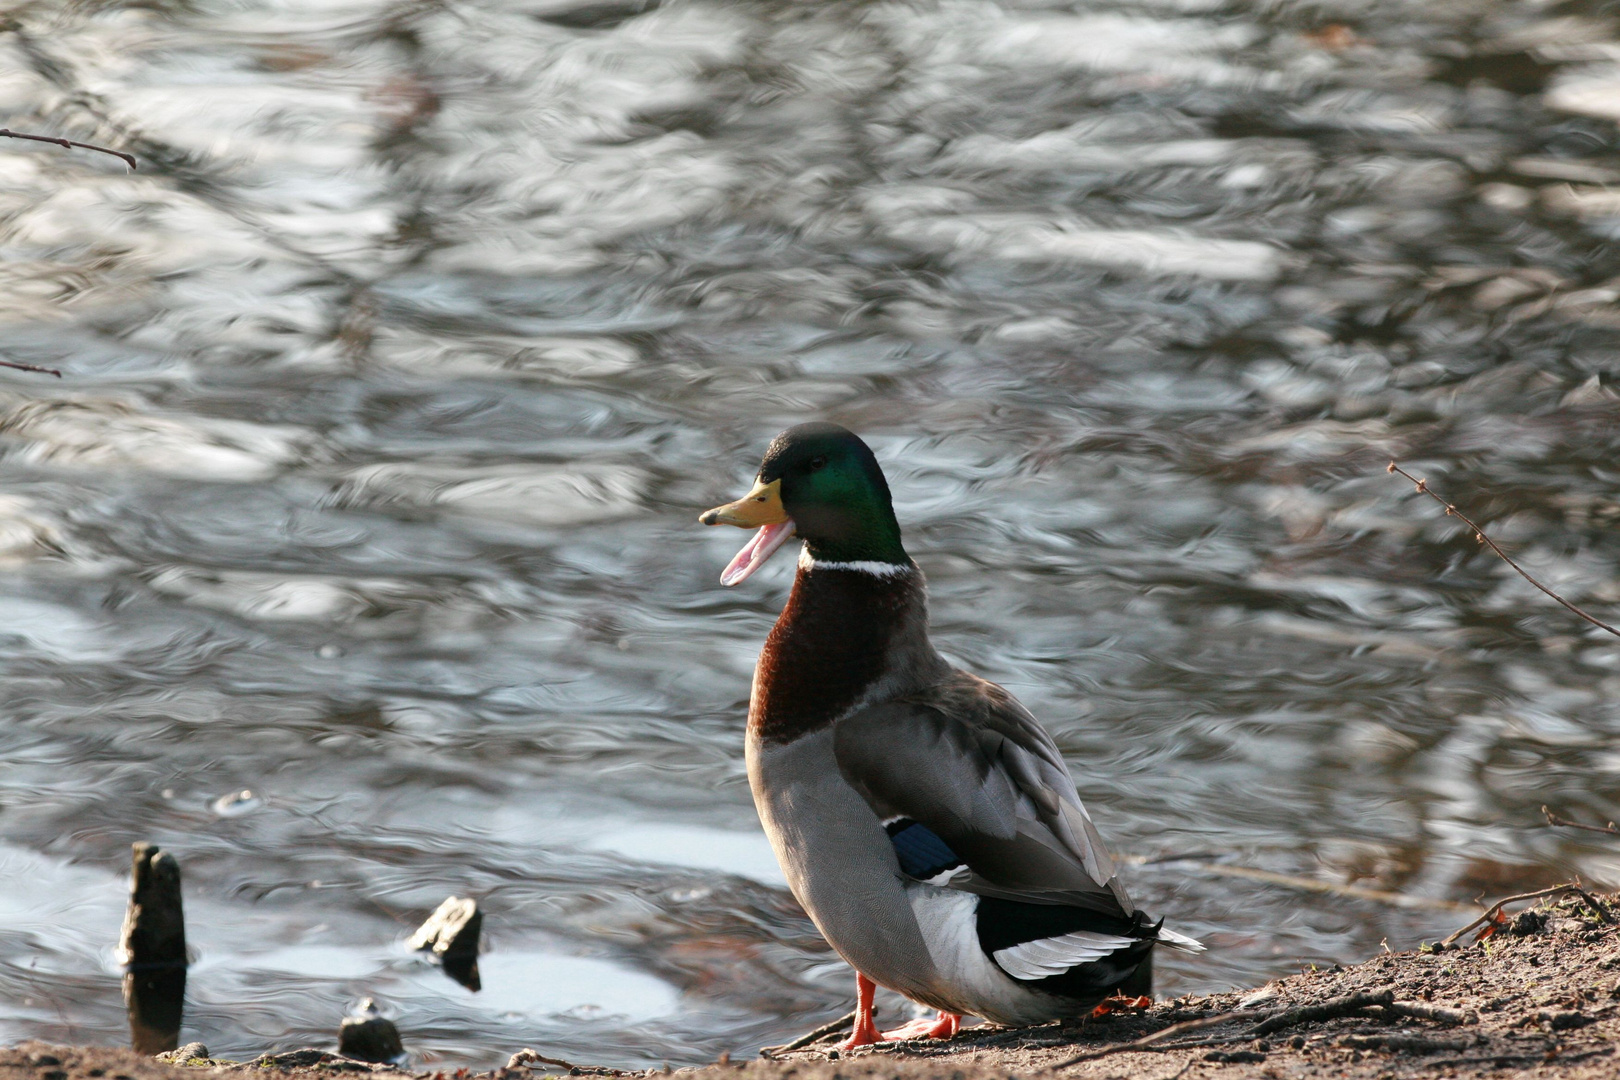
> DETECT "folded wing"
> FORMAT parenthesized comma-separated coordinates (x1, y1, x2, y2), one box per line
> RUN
(833, 669, 1132, 914)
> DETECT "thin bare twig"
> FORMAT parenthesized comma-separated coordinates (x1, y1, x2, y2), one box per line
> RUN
(1441, 882, 1614, 946)
(1252, 990, 1393, 1036)
(1543, 805, 1620, 837)
(1049, 1009, 1266, 1068)
(0, 127, 135, 170)
(507, 1050, 579, 1071)
(0, 357, 62, 378)
(759, 1011, 856, 1057)
(1387, 462, 1620, 640)
(1386, 1000, 1478, 1026)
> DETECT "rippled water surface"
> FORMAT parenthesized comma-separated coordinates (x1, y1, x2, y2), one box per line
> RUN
(5, 0, 1620, 1067)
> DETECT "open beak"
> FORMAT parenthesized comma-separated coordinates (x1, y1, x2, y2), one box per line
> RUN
(699, 478, 796, 586)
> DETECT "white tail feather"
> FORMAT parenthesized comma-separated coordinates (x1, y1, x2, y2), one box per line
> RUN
(1155, 926, 1206, 953)
(993, 931, 1140, 979)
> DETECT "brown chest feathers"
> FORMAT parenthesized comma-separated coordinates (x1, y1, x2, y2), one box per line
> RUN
(749, 564, 921, 743)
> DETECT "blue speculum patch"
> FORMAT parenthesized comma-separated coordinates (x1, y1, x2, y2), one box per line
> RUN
(885, 818, 963, 881)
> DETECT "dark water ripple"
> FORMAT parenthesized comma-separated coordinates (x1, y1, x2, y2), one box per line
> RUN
(3, 0, 1620, 1067)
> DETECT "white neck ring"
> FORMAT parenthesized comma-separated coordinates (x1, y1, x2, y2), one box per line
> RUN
(798, 548, 912, 578)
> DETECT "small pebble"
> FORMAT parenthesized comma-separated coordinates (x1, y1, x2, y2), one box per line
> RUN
(155, 1044, 208, 1064)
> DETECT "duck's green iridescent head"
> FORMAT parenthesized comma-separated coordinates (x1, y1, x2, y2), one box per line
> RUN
(700, 422, 907, 585)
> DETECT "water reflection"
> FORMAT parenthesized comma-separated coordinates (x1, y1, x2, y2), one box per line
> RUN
(1, 0, 1620, 1068)
(125, 967, 186, 1057)
(441, 953, 481, 994)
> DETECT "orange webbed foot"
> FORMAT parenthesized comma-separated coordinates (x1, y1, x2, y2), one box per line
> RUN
(836, 972, 884, 1051)
(1088, 994, 1152, 1018)
(880, 1011, 961, 1042)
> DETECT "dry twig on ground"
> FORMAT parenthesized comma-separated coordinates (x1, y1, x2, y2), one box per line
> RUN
(1441, 883, 1614, 946)
(507, 1050, 580, 1071)
(1387, 462, 1620, 640)
(1251, 990, 1394, 1036)
(506, 1050, 624, 1076)
(1, 127, 135, 170)
(1385, 1000, 1479, 1026)
(759, 1012, 856, 1057)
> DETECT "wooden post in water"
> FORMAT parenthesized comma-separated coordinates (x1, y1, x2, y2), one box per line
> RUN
(119, 842, 188, 1054)
(407, 896, 482, 991)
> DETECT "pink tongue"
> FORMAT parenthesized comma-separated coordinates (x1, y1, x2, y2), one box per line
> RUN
(720, 520, 796, 586)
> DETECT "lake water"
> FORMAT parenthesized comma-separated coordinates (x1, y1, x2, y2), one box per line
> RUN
(3, 0, 1620, 1068)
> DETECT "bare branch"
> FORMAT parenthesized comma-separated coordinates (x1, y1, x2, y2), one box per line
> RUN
(759, 1011, 856, 1057)
(1543, 805, 1620, 836)
(1441, 882, 1614, 946)
(1387, 462, 1620, 640)
(1252, 990, 1394, 1036)
(0, 358, 62, 378)
(1, 127, 136, 170)
(506, 1049, 620, 1075)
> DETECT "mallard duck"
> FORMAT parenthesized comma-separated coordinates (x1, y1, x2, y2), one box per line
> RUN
(700, 422, 1203, 1049)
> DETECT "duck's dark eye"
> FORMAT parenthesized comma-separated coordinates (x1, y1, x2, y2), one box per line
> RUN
(808, 455, 828, 472)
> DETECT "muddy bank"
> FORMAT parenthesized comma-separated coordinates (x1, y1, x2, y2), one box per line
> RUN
(10, 892, 1620, 1080)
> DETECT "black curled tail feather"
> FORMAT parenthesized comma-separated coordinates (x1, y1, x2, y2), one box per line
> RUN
(976, 896, 1157, 1003)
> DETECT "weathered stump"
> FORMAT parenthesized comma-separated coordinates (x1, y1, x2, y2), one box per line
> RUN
(119, 843, 187, 1055)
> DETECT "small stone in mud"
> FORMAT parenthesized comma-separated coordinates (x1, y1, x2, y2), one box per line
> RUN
(1512, 910, 1548, 936)
(339, 1000, 404, 1063)
(1535, 1010, 1595, 1031)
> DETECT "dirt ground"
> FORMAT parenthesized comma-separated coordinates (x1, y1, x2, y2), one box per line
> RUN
(7, 892, 1620, 1080)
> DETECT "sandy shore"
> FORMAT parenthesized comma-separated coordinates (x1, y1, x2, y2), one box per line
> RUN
(8, 892, 1619, 1080)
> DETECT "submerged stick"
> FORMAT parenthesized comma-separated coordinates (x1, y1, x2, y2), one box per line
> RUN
(1387, 462, 1620, 640)
(1441, 882, 1614, 946)
(1, 127, 136, 169)
(0, 358, 62, 377)
(1123, 855, 1472, 913)
(1543, 805, 1620, 837)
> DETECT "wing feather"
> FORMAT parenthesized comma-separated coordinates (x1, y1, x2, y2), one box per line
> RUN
(833, 669, 1133, 915)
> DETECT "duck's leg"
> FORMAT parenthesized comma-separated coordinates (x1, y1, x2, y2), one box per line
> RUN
(836, 972, 883, 1050)
(879, 1011, 960, 1041)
